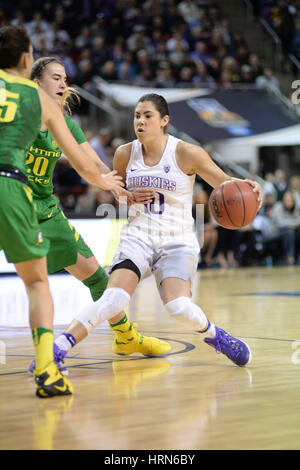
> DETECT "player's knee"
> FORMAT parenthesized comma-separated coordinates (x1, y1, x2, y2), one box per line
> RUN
(24, 279, 49, 299)
(165, 296, 191, 319)
(75, 287, 130, 332)
(164, 296, 207, 330)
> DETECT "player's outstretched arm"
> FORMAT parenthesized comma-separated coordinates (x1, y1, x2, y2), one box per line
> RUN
(177, 141, 262, 208)
(38, 87, 124, 194)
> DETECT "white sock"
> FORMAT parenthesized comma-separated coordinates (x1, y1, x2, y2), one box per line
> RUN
(55, 333, 76, 353)
(199, 319, 216, 337)
(189, 302, 216, 336)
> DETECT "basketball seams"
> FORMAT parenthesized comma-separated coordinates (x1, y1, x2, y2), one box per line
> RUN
(221, 182, 240, 228)
(209, 180, 258, 229)
(232, 180, 245, 227)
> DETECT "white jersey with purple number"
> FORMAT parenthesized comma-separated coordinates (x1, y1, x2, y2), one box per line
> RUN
(126, 134, 196, 237)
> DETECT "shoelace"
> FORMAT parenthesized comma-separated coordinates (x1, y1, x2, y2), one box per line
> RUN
(216, 332, 239, 359)
(55, 349, 66, 363)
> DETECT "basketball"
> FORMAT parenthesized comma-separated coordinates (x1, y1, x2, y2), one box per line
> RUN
(209, 180, 259, 230)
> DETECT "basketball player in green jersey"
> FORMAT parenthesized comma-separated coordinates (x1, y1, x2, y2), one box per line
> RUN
(27, 57, 171, 375)
(0, 26, 124, 398)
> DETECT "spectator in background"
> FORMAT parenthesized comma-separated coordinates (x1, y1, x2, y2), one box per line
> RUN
(135, 49, 154, 75)
(75, 25, 93, 51)
(178, 0, 201, 24)
(193, 60, 216, 87)
(87, 129, 112, 169)
(176, 65, 194, 87)
(235, 45, 250, 66)
(239, 64, 255, 84)
(55, 46, 78, 80)
(289, 175, 300, 205)
(166, 30, 190, 54)
(116, 50, 136, 78)
(100, 60, 118, 81)
(190, 41, 211, 64)
(169, 42, 188, 70)
(268, 190, 300, 265)
(44, 22, 72, 53)
(155, 62, 176, 88)
(31, 25, 48, 52)
(193, 187, 219, 268)
(206, 57, 222, 81)
(11, 9, 25, 27)
(127, 25, 152, 53)
(117, 62, 135, 83)
(134, 66, 155, 86)
(216, 227, 239, 268)
(256, 67, 280, 90)
(92, 36, 109, 72)
(248, 53, 263, 80)
(220, 56, 240, 84)
(74, 58, 94, 87)
(54, 157, 88, 213)
(272, 168, 288, 201)
(153, 41, 169, 63)
(263, 172, 277, 198)
(25, 11, 50, 36)
(187, 8, 207, 31)
(253, 191, 276, 238)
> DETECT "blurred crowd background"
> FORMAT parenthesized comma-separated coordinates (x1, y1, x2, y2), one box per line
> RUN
(1, 0, 300, 268)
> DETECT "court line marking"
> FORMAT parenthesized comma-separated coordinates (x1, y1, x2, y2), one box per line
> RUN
(0, 338, 194, 376)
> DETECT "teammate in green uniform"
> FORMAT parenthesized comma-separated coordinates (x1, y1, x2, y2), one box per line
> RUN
(28, 57, 110, 292)
(27, 57, 170, 374)
(0, 26, 124, 398)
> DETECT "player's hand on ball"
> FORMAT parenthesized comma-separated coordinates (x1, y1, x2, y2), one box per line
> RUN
(132, 188, 156, 204)
(243, 179, 263, 210)
(101, 170, 124, 193)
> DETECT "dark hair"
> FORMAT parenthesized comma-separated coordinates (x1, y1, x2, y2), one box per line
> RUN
(137, 93, 169, 118)
(0, 26, 31, 69)
(30, 56, 64, 80)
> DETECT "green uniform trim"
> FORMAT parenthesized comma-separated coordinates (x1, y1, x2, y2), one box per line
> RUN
(32, 327, 53, 346)
(0, 69, 38, 88)
(82, 266, 108, 301)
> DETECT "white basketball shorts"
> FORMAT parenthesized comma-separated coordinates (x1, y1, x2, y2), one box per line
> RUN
(111, 225, 200, 289)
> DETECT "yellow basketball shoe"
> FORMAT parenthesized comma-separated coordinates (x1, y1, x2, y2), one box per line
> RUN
(112, 322, 171, 356)
(34, 362, 74, 398)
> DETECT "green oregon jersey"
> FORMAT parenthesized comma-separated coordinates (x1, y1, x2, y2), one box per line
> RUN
(0, 69, 41, 174)
(26, 115, 87, 199)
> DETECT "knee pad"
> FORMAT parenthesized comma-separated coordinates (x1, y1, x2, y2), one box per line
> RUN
(76, 287, 130, 333)
(165, 296, 208, 331)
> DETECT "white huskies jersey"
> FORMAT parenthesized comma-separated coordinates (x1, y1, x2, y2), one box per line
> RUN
(126, 134, 196, 237)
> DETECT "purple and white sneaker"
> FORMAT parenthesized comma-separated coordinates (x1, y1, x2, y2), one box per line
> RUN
(28, 342, 69, 376)
(204, 326, 252, 366)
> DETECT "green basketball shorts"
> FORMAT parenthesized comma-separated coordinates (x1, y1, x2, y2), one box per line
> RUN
(35, 195, 94, 274)
(0, 178, 49, 263)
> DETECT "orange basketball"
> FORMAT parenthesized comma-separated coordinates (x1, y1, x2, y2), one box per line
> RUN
(209, 180, 259, 230)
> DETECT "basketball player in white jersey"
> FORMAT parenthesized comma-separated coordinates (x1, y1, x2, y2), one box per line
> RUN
(48, 93, 263, 368)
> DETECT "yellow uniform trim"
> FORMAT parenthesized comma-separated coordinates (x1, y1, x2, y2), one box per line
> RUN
(0, 69, 38, 89)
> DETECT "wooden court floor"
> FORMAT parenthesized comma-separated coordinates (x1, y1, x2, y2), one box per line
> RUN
(1, 265, 300, 450)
